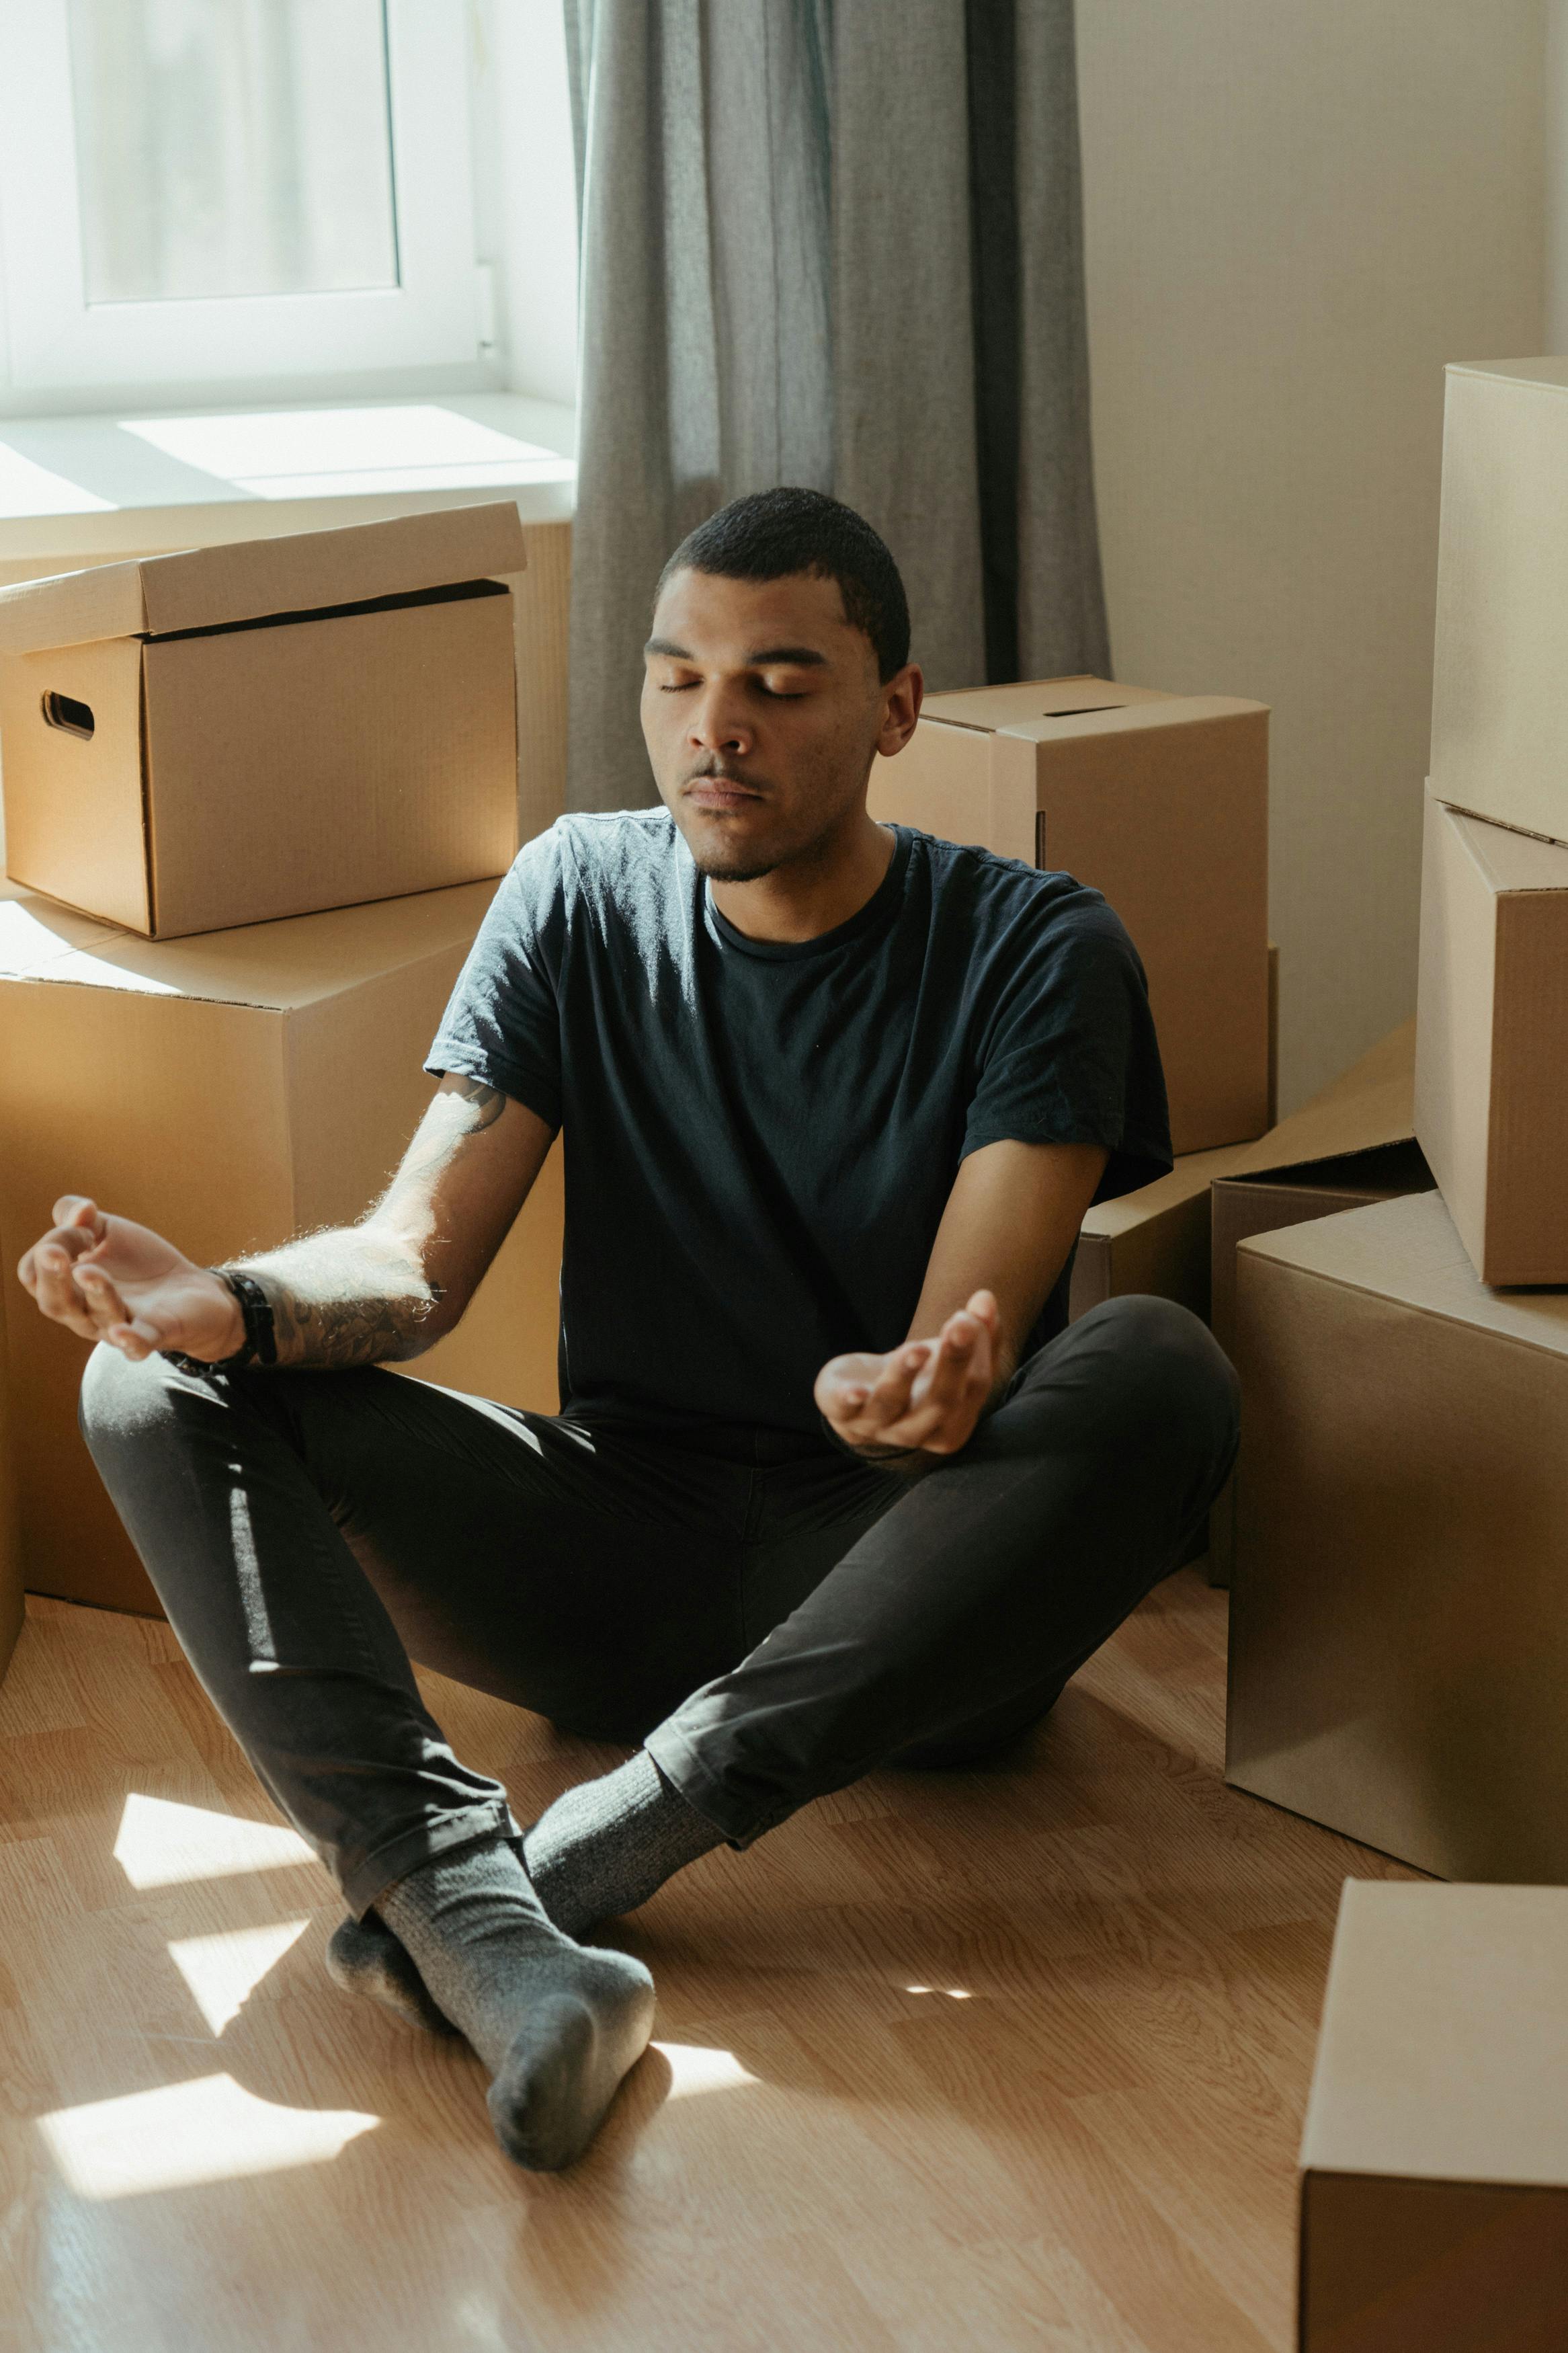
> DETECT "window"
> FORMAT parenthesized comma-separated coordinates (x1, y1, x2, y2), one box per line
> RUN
(0, 0, 483, 403)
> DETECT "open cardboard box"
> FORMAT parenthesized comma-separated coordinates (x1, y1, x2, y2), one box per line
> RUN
(0, 502, 526, 938)
(0, 879, 563, 1614)
(1300, 1881, 1568, 2352)
(1415, 788, 1568, 1285)
(867, 675, 1270, 1155)
(1206, 1021, 1431, 1585)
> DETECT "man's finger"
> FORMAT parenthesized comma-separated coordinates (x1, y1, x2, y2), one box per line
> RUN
(841, 1345, 926, 1435)
(52, 1195, 101, 1234)
(75, 1264, 132, 1336)
(28, 1242, 100, 1336)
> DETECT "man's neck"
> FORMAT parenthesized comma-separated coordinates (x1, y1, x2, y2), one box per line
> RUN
(708, 814, 897, 945)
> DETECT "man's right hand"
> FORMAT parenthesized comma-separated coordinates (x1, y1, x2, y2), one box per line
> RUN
(17, 1196, 243, 1364)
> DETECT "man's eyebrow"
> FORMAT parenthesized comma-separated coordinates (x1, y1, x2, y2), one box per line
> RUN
(745, 643, 828, 668)
(644, 637, 830, 668)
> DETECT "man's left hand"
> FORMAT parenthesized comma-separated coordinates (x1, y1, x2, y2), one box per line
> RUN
(815, 1289, 1001, 1460)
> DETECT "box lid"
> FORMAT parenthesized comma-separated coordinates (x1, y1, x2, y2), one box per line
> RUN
(1239, 1187, 1568, 1360)
(1221, 1020, 1415, 1183)
(918, 675, 1266, 744)
(0, 501, 528, 657)
(1302, 1881, 1568, 2189)
(919, 676, 1175, 733)
(0, 878, 498, 1011)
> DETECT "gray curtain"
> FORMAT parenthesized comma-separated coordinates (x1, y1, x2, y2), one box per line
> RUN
(563, 0, 1108, 812)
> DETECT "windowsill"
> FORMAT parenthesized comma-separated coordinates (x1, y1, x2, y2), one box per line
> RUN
(0, 393, 577, 563)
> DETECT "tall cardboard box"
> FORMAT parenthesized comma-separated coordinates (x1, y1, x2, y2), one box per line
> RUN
(0, 881, 563, 1616)
(1300, 1882, 1568, 2352)
(867, 676, 1270, 1154)
(0, 503, 526, 937)
(1227, 1189, 1568, 1882)
(1430, 357, 1568, 848)
(1415, 791, 1568, 1285)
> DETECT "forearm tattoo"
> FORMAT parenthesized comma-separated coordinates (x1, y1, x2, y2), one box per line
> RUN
(227, 1076, 507, 1371)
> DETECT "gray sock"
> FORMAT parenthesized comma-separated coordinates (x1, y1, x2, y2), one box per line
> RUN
(374, 1835, 655, 2171)
(522, 1749, 726, 1940)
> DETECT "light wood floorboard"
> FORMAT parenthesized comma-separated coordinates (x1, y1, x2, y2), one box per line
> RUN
(0, 1572, 1420, 2352)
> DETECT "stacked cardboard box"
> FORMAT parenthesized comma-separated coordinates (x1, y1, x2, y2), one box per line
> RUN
(1298, 1882, 1568, 2350)
(0, 506, 559, 1622)
(868, 675, 1271, 1154)
(1227, 358, 1568, 1873)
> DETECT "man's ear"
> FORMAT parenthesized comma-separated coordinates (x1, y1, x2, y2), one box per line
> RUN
(876, 663, 924, 758)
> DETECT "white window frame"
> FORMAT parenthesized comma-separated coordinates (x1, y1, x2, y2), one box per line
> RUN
(0, 0, 481, 400)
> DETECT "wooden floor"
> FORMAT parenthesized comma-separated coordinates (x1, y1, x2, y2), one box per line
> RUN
(0, 1570, 1419, 2353)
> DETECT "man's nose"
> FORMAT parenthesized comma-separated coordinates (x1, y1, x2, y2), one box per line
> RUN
(688, 684, 753, 756)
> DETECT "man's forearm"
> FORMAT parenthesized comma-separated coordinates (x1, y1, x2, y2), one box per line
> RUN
(226, 1226, 443, 1371)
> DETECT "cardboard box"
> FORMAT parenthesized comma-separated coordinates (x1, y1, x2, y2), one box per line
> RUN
(1227, 1188, 1568, 1882)
(0, 503, 526, 937)
(0, 1275, 22, 1685)
(0, 881, 563, 1616)
(1415, 791, 1568, 1285)
(1210, 1018, 1425, 1359)
(1205, 1021, 1429, 1587)
(1300, 1880, 1568, 2352)
(867, 675, 1270, 1154)
(1430, 357, 1568, 848)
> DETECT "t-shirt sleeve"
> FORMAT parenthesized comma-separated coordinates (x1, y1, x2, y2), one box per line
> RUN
(423, 826, 567, 1129)
(962, 888, 1173, 1203)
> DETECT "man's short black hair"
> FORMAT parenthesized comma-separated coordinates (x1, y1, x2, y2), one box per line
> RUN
(657, 487, 911, 682)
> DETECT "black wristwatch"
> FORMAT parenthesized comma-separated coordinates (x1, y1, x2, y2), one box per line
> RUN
(161, 1268, 278, 1377)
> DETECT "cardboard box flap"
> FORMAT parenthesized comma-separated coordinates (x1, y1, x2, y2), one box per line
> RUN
(0, 879, 499, 1010)
(1079, 1140, 1262, 1243)
(1227, 1021, 1415, 1180)
(1303, 1883, 1568, 2189)
(1438, 795, 1568, 893)
(919, 676, 1175, 733)
(1239, 1187, 1568, 1357)
(0, 502, 528, 655)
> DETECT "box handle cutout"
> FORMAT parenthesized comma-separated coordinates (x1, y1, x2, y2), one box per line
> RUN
(42, 691, 95, 740)
(1044, 704, 1128, 718)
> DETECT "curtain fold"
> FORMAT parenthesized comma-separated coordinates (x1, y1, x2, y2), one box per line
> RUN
(563, 0, 1106, 812)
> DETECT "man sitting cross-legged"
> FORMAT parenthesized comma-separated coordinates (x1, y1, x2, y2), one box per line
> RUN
(19, 488, 1238, 2173)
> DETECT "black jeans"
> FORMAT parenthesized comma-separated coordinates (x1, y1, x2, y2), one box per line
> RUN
(79, 1295, 1238, 1921)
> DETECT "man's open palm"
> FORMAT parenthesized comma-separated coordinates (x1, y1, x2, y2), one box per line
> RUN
(815, 1289, 1000, 1458)
(18, 1196, 238, 1363)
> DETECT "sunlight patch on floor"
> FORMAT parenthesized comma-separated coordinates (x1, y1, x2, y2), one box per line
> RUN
(166, 1919, 311, 2034)
(655, 2042, 761, 2100)
(114, 1792, 317, 1888)
(36, 2073, 380, 2200)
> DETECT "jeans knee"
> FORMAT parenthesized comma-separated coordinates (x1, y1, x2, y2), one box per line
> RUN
(79, 1341, 186, 1464)
(1073, 1293, 1239, 1459)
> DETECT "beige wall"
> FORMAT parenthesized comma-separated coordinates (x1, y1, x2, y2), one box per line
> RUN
(1077, 2, 1546, 1112)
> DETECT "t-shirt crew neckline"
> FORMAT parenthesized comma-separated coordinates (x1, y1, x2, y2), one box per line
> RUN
(702, 824, 913, 962)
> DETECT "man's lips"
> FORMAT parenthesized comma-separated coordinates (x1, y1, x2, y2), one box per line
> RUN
(683, 776, 764, 810)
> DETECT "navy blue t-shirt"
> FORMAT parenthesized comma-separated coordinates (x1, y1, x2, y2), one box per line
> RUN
(427, 813, 1171, 1437)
